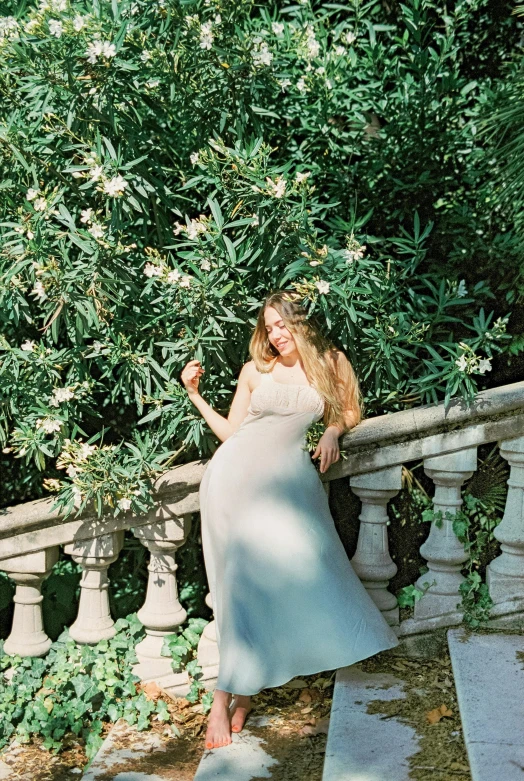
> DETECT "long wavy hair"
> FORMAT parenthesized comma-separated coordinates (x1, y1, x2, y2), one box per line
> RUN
(249, 290, 362, 431)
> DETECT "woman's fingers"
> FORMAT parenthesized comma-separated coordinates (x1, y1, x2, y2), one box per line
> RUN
(318, 445, 340, 473)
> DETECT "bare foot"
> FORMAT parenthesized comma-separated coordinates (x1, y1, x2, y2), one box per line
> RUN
(204, 690, 233, 750)
(230, 694, 252, 733)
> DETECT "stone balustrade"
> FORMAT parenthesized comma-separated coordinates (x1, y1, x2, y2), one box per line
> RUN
(2, 380, 524, 691)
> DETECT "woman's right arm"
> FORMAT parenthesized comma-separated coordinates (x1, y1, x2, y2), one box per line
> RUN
(180, 359, 254, 443)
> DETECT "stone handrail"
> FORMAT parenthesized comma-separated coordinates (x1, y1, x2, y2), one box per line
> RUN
(1, 380, 524, 694)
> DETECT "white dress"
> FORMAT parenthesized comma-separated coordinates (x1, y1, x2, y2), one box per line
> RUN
(199, 369, 399, 695)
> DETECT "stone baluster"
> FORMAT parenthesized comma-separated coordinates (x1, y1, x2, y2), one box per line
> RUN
(414, 447, 477, 621)
(132, 515, 192, 696)
(64, 531, 124, 644)
(486, 436, 524, 604)
(2, 548, 59, 657)
(349, 465, 403, 625)
(197, 591, 219, 685)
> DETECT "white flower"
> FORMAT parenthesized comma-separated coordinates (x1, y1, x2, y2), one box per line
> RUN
(118, 497, 132, 510)
(306, 38, 320, 58)
(88, 223, 105, 239)
(167, 269, 182, 283)
(103, 175, 128, 197)
(295, 171, 311, 183)
(80, 208, 93, 224)
(272, 22, 284, 36)
(343, 30, 356, 45)
(51, 0, 67, 10)
(66, 464, 78, 478)
(190, 152, 200, 165)
(296, 77, 307, 92)
(77, 442, 96, 460)
(141, 50, 152, 62)
(21, 340, 36, 351)
(334, 45, 346, 56)
(146, 79, 160, 89)
(179, 275, 192, 288)
(279, 78, 291, 91)
(266, 176, 286, 198)
(173, 221, 184, 235)
(251, 214, 259, 226)
(214, 13, 222, 24)
(144, 262, 164, 278)
(25, 19, 40, 34)
(31, 281, 47, 300)
(36, 418, 62, 434)
(27, 229, 34, 240)
(89, 165, 104, 181)
(0, 16, 19, 40)
(457, 279, 468, 298)
(72, 15, 86, 31)
(26, 188, 39, 201)
(102, 41, 116, 58)
(186, 218, 207, 240)
(200, 259, 211, 271)
(252, 42, 273, 67)
(86, 40, 103, 63)
(49, 19, 63, 38)
(315, 280, 330, 294)
(200, 21, 214, 49)
(478, 358, 492, 374)
(455, 354, 468, 372)
(49, 387, 75, 407)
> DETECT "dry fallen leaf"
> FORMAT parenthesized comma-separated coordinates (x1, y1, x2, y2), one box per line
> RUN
(298, 690, 313, 704)
(426, 704, 453, 724)
(300, 706, 313, 714)
(300, 716, 330, 736)
(141, 682, 162, 701)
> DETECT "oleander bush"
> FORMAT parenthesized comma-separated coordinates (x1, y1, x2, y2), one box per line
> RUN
(0, 0, 521, 518)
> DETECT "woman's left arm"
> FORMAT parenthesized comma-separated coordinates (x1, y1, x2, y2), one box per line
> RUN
(312, 351, 360, 473)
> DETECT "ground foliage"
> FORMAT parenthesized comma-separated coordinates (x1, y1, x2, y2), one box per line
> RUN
(0, 612, 210, 758)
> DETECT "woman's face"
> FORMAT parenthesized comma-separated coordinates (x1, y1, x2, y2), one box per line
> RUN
(264, 306, 297, 356)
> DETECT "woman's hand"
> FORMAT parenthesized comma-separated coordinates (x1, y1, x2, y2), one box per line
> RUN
(181, 359, 204, 396)
(312, 426, 342, 474)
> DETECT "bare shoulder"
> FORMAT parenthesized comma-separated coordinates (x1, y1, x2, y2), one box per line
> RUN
(238, 360, 259, 387)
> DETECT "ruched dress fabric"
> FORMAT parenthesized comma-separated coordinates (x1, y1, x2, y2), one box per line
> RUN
(199, 370, 399, 695)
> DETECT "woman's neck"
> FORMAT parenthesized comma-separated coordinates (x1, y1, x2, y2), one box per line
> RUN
(276, 351, 301, 368)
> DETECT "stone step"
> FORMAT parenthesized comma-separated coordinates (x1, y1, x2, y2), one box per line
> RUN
(321, 664, 419, 781)
(447, 627, 524, 781)
(192, 714, 280, 780)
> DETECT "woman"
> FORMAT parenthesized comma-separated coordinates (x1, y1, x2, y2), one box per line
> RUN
(180, 289, 399, 751)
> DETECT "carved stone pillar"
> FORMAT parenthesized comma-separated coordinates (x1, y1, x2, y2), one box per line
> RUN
(415, 447, 477, 620)
(64, 531, 124, 644)
(2, 548, 59, 657)
(487, 436, 524, 603)
(349, 465, 403, 625)
(132, 515, 191, 694)
(196, 591, 219, 686)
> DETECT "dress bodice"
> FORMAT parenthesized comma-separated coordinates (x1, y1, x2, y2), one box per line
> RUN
(246, 371, 325, 421)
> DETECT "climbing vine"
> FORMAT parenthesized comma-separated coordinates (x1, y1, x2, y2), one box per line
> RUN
(396, 489, 502, 628)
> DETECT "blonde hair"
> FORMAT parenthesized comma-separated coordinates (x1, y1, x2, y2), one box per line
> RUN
(249, 290, 362, 431)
